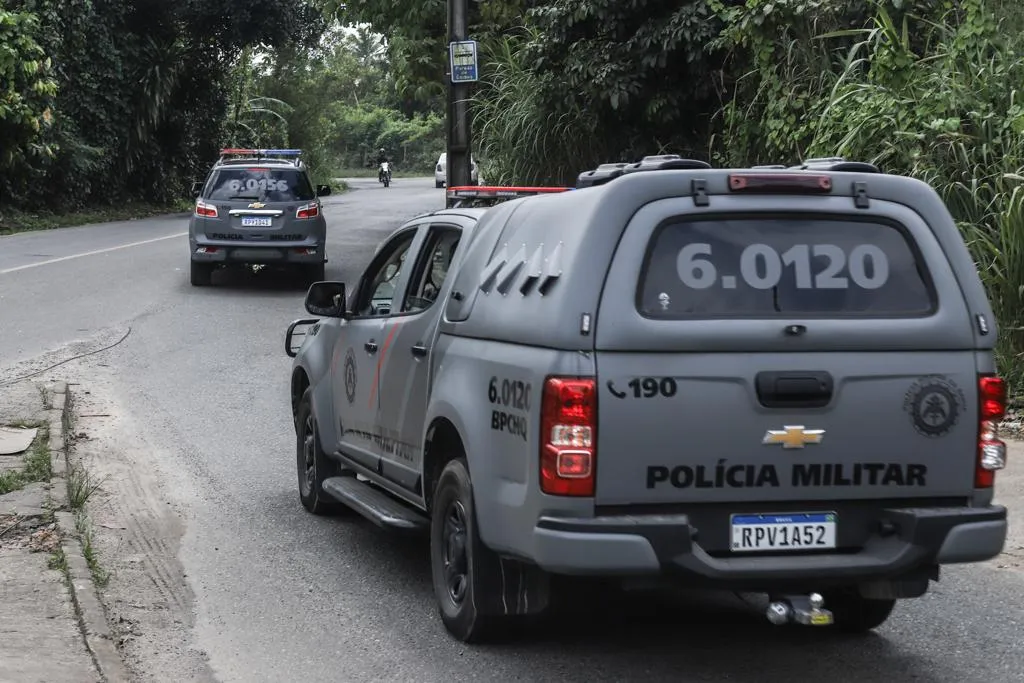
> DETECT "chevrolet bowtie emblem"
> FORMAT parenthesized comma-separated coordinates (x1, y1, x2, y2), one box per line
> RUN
(762, 426, 825, 449)
(248, 202, 265, 209)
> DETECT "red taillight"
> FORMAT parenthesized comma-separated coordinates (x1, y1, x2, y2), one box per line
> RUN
(296, 202, 319, 219)
(977, 375, 1008, 488)
(540, 377, 596, 496)
(195, 200, 217, 218)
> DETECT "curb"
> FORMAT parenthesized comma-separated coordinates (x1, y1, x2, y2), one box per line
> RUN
(47, 382, 131, 683)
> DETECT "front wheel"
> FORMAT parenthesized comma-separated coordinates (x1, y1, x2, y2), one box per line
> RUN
(430, 458, 512, 642)
(295, 387, 350, 515)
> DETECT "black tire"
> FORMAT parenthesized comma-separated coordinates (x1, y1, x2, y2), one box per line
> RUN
(190, 261, 213, 286)
(295, 387, 350, 515)
(430, 457, 512, 643)
(823, 588, 896, 633)
(435, 180, 444, 188)
(303, 262, 325, 286)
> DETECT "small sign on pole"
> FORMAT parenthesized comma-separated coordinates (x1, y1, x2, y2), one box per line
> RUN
(449, 40, 479, 84)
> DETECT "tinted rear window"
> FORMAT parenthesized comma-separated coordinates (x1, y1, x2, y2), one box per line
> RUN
(638, 216, 934, 317)
(204, 167, 314, 202)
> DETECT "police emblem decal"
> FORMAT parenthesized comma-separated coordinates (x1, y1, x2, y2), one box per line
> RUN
(903, 376, 964, 437)
(343, 347, 357, 404)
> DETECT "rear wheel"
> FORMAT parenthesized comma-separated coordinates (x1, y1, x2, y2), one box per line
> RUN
(823, 588, 896, 633)
(190, 261, 213, 286)
(303, 262, 325, 286)
(430, 457, 513, 642)
(435, 180, 444, 188)
(295, 387, 350, 516)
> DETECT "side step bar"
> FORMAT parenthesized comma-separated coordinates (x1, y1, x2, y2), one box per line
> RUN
(321, 476, 429, 532)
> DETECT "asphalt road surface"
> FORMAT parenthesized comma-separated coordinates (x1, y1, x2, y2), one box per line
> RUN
(1, 176, 1023, 683)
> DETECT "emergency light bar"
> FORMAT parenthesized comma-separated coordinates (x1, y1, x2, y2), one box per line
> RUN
(218, 148, 304, 163)
(445, 185, 573, 208)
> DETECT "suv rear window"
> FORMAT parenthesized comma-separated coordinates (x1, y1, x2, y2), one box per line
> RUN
(637, 216, 934, 318)
(203, 167, 315, 202)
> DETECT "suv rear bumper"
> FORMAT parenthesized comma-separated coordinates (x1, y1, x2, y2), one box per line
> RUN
(530, 505, 1006, 585)
(191, 241, 324, 265)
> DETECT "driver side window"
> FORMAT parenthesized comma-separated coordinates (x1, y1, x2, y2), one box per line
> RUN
(353, 229, 417, 317)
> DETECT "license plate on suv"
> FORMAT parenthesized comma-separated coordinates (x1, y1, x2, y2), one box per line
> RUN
(241, 217, 272, 227)
(730, 512, 836, 552)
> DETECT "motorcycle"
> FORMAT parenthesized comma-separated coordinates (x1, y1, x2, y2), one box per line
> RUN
(378, 161, 392, 187)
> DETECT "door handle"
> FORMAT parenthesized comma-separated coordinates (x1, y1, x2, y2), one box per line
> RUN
(411, 343, 427, 358)
(364, 340, 378, 353)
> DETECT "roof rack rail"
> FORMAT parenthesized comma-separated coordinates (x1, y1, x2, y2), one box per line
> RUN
(445, 185, 572, 209)
(789, 156, 880, 173)
(576, 154, 712, 188)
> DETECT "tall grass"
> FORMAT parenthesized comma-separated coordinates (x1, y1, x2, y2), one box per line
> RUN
(716, 0, 1024, 391)
(470, 27, 603, 186)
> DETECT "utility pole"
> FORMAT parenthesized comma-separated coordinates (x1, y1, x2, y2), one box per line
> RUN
(446, 0, 473, 188)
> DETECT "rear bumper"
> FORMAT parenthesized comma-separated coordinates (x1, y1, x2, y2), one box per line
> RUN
(191, 241, 324, 265)
(530, 505, 1006, 586)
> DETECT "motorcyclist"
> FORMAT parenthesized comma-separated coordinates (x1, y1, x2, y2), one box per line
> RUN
(375, 148, 390, 183)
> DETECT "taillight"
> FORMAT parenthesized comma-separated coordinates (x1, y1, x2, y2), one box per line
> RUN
(540, 377, 596, 496)
(977, 374, 1008, 488)
(195, 200, 217, 218)
(296, 202, 319, 219)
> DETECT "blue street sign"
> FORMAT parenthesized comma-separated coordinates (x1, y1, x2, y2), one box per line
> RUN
(449, 40, 479, 84)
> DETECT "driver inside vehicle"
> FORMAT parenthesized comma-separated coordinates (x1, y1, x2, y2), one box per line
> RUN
(362, 248, 407, 316)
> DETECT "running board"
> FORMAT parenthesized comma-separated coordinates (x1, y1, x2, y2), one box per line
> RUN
(321, 477, 429, 532)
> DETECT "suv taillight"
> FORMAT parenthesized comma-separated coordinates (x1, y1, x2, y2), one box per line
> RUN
(540, 377, 596, 496)
(977, 375, 1007, 488)
(296, 202, 319, 219)
(195, 200, 217, 218)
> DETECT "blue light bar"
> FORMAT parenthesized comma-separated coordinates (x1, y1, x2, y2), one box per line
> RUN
(219, 148, 303, 156)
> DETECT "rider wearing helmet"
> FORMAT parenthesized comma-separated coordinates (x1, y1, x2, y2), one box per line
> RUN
(376, 147, 390, 183)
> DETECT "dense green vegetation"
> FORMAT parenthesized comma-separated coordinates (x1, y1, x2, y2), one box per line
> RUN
(4, 0, 1024, 385)
(0, 0, 443, 233)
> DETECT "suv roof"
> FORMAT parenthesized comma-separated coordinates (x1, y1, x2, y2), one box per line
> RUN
(438, 154, 995, 352)
(214, 148, 307, 170)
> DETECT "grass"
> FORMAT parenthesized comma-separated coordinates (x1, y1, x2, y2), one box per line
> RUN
(0, 199, 193, 235)
(0, 425, 51, 495)
(74, 511, 109, 587)
(66, 462, 104, 511)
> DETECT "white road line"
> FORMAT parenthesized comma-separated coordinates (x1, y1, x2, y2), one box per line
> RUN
(0, 231, 188, 275)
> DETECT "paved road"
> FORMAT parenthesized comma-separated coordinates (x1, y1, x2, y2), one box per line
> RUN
(1, 176, 1023, 683)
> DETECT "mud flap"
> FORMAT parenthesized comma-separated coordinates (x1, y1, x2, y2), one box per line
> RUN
(474, 553, 553, 618)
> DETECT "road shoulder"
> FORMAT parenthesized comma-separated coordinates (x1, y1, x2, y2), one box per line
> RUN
(0, 381, 129, 683)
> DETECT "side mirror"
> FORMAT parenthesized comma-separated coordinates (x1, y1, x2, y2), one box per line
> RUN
(316, 184, 332, 197)
(305, 281, 347, 318)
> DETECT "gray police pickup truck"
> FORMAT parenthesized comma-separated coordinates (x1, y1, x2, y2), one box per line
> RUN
(285, 155, 1009, 643)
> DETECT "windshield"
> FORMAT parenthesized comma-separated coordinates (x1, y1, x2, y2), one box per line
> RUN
(203, 167, 315, 202)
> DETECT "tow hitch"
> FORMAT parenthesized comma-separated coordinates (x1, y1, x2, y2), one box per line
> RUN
(765, 592, 833, 626)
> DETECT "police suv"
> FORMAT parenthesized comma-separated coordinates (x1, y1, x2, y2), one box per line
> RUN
(285, 155, 1009, 643)
(188, 148, 333, 287)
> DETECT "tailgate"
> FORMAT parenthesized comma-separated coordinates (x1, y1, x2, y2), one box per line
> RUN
(594, 351, 978, 505)
(591, 199, 984, 513)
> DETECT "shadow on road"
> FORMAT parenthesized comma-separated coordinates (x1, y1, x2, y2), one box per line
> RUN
(188, 264, 312, 295)
(278, 487, 944, 683)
